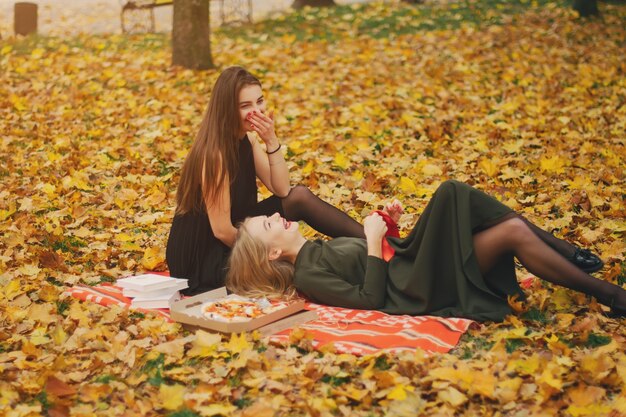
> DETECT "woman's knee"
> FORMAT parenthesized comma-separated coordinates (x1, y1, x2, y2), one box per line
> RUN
(281, 185, 316, 217)
(436, 179, 467, 198)
(284, 185, 313, 204)
(438, 180, 458, 192)
(502, 218, 534, 245)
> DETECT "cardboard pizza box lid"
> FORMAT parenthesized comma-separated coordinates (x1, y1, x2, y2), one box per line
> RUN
(169, 287, 316, 334)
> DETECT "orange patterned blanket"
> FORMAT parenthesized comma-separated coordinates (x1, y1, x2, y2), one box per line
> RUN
(65, 283, 475, 356)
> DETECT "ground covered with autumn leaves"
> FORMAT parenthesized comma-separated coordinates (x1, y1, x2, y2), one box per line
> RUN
(1, 0, 626, 416)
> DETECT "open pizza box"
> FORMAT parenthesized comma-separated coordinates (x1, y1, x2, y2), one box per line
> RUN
(169, 287, 318, 336)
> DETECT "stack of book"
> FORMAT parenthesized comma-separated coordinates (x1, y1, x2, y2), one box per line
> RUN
(117, 274, 188, 309)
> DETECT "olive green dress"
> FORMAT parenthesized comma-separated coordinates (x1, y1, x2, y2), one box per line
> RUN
(293, 180, 525, 322)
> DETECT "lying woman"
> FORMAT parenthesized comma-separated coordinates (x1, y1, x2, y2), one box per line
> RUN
(226, 180, 622, 322)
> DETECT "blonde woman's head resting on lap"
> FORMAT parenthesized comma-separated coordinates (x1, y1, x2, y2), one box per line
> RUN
(226, 213, 307, 300)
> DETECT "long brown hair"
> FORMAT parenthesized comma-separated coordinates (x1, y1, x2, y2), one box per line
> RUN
(226, 220, 298, 300)
(175, 66, 261, 215)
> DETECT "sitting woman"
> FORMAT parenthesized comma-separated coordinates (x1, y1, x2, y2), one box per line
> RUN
(166, 66, 364, 294)
(226, 180, 621, 322)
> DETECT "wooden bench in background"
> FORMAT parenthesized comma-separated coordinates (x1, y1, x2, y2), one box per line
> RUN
(120, 0, 252, 33)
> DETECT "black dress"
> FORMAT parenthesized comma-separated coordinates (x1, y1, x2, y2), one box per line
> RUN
(294, 180, 526, 322)
(166, 137, 284, 294)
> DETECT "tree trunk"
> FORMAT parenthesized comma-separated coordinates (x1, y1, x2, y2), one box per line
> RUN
(573, 0, 599, 17)
(292, 0, 336, 9)
(172, 0, 214, 70)
(14, 2, 38, 36)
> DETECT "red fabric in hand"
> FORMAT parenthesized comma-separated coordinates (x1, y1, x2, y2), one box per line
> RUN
(372, 210, 399, 262)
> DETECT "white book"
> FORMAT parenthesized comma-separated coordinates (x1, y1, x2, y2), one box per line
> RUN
(123, 280, 188, 298)
(117, 274, 188, 292)
(131, 291, 181, 309)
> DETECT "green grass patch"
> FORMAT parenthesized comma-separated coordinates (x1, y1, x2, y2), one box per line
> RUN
(34, 391, 52, 413)
(219, 0, 571, 43)
(585, 332, 612, 348)
(233, 397, 253, 409)
(455, 334, 496, 359)
(93, 374, 117, 384)
(505, 338, 526, 353)
(129, 311, 146, 320)
(56, 299, 70, 316)
(521, 307, 550, 324)
(51, 236, 87, 253)
(142, 353, 165, 387)
(374, 355, 392, 370)
(46, 276, 65, 286)
(228, 370, 243, 387)
(89, 275, 116, 286)
(169, 410, 201, 417)
(321, 374, 351, 386)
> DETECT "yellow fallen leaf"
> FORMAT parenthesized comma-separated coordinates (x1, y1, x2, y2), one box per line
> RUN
(121, 242, 142, 252)
(226, 332, 251, 355)
(51, 324, 68, 346)
(142, 246, 165, 270)
(159, 384, 185, 411)
(507, 355, 541, 375)
(499, 99, 520, 113)
(479, 158, 499, 178)
(30, 327, 51, 346)
(18, 264, 41, 277)
(422, 164, 442, 176)
(10, 94, 27, 111)
(398, 177, 417, 194)
(502, 139, 524, 154)
(196, 404, 237, 416)
(566, 404, 612, 417)
(540, 155, 567, 173)
(0, 203, 17, 221)
(495, 377, 522, 403)
(538, 363, 563, 390)
(4, 280, 23, 301)
(567, 383, 606, 407)
(188, 330, 222, 358)
(333, 152, 350, 170)
(438, 386, 467, 407)
(471, 372, 496, 399)
(302, 160, 315, 175)
(240, 401, 275, 417)
(311, 397, 337, 411)
(40, 183, 56, 196)
(386, 384, 414, 401)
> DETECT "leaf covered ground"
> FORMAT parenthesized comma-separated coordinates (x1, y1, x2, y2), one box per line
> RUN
(1, 0, 626, 416)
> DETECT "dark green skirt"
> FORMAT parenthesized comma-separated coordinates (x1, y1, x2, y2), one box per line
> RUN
(385, 180, 525, 322)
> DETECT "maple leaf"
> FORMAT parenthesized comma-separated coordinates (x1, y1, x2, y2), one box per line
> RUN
(159, 384, 186, 410)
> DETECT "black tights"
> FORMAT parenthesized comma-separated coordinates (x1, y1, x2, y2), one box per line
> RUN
(474, 216, 625, 310)
(517, 215, 578, 259)
(280, 185, 365, 239)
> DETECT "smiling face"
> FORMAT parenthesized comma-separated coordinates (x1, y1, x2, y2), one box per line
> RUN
(238, 84, 266, 136)
(244, 213, 301, 259)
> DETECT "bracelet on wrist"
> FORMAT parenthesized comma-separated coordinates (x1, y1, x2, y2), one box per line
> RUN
(266, 143, 282, 155)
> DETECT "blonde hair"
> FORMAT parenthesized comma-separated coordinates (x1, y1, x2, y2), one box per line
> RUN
(226, 221, 298, 300)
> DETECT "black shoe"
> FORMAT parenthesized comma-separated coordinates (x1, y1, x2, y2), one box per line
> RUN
(568, 247, 604, 273)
